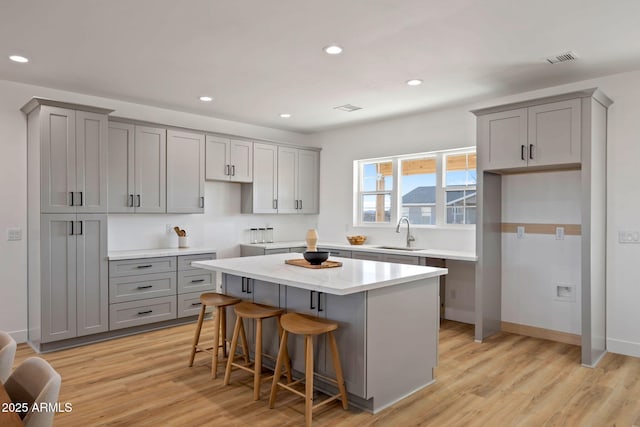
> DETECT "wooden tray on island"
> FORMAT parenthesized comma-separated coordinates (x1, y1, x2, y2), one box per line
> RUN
(285, 259, 343, 269)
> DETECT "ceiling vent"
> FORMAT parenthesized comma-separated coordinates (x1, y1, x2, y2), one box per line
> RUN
(333, 104, 362, 112)
(545, 51, 579, 64)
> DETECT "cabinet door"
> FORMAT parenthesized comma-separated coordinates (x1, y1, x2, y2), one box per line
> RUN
(528, 99, 581, 167)
(76, 111, 108, 213)
(167, 130, 205, 213)
(284, 287, 324, 374)
(229, 140, 253, 183)
(297, 149, 319, 214)
(252, 143, 278, 213)
(40, 106, 76, 213)
(134, 126, 166, 213)
(322, 292, 366, 398)
(250, 279, 281, 358)
(108, 122, 135, 213)
(40, 214, 77, 342)
(277, 146, 298, 213)
(205, 135, 230, 181)
(478, 108, 527, 170)
(76, 214, 108, 336)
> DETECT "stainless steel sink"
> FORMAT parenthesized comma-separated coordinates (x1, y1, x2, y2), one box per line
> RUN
(374, 246, 425, 251)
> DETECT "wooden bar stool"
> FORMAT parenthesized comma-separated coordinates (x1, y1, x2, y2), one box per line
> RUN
(224, 301, 292, 400)
(188, 292, 247, 379)
(269, 312, 348, 427)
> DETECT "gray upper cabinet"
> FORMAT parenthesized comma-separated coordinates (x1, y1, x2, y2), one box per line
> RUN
(297, 149, 319, 214)
(167, 130, 205, 213)
(277, 146, 319, 214)
(242, 142, 278, 213)
(205, 135, 253, 183)
(277, 146, 298, 214)
(40, 214, 108, 343)
(477, 98, 581, 171)
(108, 123, 167, 213)
(39, 106, 108, 214)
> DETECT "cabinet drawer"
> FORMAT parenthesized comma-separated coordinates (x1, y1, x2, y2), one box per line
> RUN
(319, 248, 352, 258)
(109, 272, 177, 303)
(109, 296, 177, 330)
(178, 270, 216, 294)
(178, 253, 216, 271)
(265, 248, 290, 255)
(178, 292, 208, 318)
(351, 251, 383, 261)
(109, 257, 176, 277)
(383, 254, 421, 265)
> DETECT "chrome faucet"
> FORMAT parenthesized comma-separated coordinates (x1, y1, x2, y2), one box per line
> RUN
(396, 216, 415, 248)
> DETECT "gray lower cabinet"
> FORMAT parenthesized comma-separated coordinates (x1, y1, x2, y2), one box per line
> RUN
(382, 254, 422, 265)
(318, 248, 352, 258)
(177, 253, 216, 318)
(41, 214, 108, 342)
(351, 251, 383, 261)
(109, 296, 177, 330)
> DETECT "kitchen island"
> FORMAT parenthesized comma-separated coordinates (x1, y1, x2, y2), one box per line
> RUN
(193, 253, 447, 413)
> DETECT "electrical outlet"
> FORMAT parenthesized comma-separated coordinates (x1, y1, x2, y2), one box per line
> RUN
(618, 230, 640, 243)
(556, 227, 565, 240)
(554, 284, 575, 302)
(516, 226, 525, 239)
(7, 228, 22, 241)
(166, 224, 173, 234)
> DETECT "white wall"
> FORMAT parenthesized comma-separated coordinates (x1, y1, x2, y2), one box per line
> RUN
(0, 79, 315, 341)
(312, 69, 640, 358)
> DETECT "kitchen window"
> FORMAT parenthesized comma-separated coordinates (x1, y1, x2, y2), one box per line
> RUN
(355, 148, 476, 227)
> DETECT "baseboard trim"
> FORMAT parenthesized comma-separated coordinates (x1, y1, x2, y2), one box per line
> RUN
(8, 329, 28, 344)
(607, 338, 640, 358)
(501, 321, 581, 346)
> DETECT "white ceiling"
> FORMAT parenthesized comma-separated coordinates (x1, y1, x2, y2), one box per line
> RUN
(2, 0, 640, 133)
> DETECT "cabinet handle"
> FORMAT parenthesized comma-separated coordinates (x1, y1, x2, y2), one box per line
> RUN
(241, 277, 246, 293)
(137, 285, 153, 289)
(273, 199, 278, 210)
(76, 221, 83, 235)
(136, 194, 141, 207)
(190, 279, 205, 283)
(529, 144, 534, 160)
(70, 192, 74, 206)
(191, 302, 202, 307)
(299, 200, 303, 210)
(129, 194, 134, 207)
(521, 145, 526, 161)
(295, 200, 299, 209)
(246, 279, 252, 294)
(225, 165, 230, 176)
(78, 191, 83, 206)
(317, 292, 323, 312)
(137, 310, 153, 315)
(310, 290, 316, 309)
(137, 264, 153, 269)
(200, 196, 205, 208)
(69, 221, 74, 236)
(231, 165, 235, 176)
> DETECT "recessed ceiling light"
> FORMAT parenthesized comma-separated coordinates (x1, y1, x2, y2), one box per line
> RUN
(199, 96, 213, 102)
(279, 113, 292, 118)
(9, 55, 29, 63)
(324, 45, 343, 55)
(406, 79, 423, 86)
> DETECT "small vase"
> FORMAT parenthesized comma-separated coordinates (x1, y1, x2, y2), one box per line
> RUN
(306, 229, 318, 252)
(178, 236, 189, 248)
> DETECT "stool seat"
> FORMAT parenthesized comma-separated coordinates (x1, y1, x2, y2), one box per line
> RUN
(200, 292, 241, 307)
(280, 312, 338, 336)
(234, 301, 284, 319)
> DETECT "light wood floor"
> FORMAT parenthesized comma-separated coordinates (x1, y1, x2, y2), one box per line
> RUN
(13, 320, 640, 426)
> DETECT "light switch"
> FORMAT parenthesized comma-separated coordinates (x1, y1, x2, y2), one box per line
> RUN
(7, 228, 22, 241)
(556, 227, 565, 240)
(516, 226, 525, 239)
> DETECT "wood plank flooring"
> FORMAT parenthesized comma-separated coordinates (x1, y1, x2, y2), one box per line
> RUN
(12, 320, 640, 426)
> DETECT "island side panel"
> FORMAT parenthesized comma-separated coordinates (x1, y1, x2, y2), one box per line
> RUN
(366, 277, 439, 413)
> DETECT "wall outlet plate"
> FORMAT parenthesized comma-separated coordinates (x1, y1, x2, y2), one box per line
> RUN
(619, 230, 640, 243)
(7, 228, 22, 241)
(554, 284, 575, 302)
(516, 226, 525, 239)
(556, 227, 565, 240)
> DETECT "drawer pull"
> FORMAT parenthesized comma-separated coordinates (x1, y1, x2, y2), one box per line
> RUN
(137, 285, 153, 289)
(190, 279, 205, 283)
(137, 265, 153, 269)
(137, 310, 153, 315)
(191, 302, 202, 307)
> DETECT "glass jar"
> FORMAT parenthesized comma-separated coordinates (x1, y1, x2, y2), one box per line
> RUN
(266, 227, 274, 243)
(250, 228, 258, 244)
(258, 228, 266, 243)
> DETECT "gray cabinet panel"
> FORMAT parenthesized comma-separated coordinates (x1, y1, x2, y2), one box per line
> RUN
(297, 149, 319, 214)
(41, 106, 76, 213)
(109, 257, 176, 277)
(250, 279, 281, 358)
(76, 111, 108, 213)
(178, 253, 216, 270)
(528, 99, 581, 167)
(167, 130, 205, 213)
(109, 272, 177, 304)
(76, 214, 108, 336)
(277, 146, 297, 213)
(134, 125, 166, 213)
(318, 248, 352, 258)
(382, 254, 421, 265)
(244, 143, 278, 213)
(178, 270, 215, 294)
(41, 214, 77, 342)
(229, 140, 253, 183)
(109, 296, 177, 330)
(107, 122, 135, 213)
(478, 108, 528, 170)
(178, 292, 206, 318)
(284, 287, 324, 375)
(264, 248, 290, 255)
(351, 251, 384, 261)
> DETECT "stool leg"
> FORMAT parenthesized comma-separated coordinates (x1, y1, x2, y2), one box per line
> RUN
(269, 330, 288, 409)
(211, 305, 221, 378)
(189, 303, 206, 367)
(221, 306, 228, 358)
(278, 320, 293, 383)
(305, 335, 314, 427)
(239, 317, 250, 364)
(224, 315, 242, 386)
(254, 318, 263, 401)
(328, 331, 349, 410)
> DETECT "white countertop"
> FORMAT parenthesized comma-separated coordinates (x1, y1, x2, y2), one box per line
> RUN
(108, 247, 217, 260)
(192, 253, 447, 295)
(240, 241, 477, 262)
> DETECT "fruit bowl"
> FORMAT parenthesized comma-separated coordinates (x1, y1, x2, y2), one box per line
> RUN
(303, 251, 329, 265)
(346, 235, 367, 245)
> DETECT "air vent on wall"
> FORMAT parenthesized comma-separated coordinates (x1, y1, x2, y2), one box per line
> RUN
(545, 51, 579, 64)
(333, 104, 363, 112)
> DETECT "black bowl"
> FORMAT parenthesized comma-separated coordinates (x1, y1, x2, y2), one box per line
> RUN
(303, 251, 329, 265)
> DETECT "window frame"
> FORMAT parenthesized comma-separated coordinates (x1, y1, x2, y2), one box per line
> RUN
(354, 147, 476, 228)
(443, 151, 477, 226)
